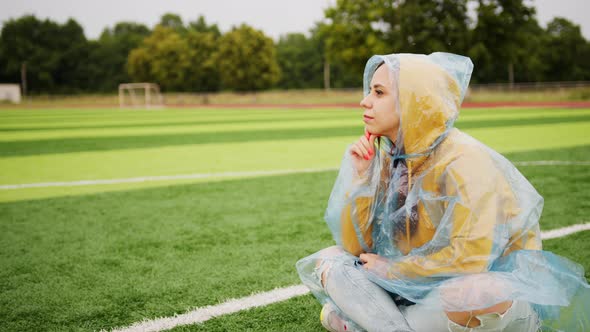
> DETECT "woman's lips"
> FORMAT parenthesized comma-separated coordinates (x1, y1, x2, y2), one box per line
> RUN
(363, 115, 374, 123)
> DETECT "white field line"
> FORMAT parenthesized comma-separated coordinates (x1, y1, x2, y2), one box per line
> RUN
(108, 285, 311, 332)
(111, 223, 590, 332)
(513, 160, 590, 166)
(540, 222, 590, 240)
(0, 168, 338, 190)
(1, 160, 589, 190)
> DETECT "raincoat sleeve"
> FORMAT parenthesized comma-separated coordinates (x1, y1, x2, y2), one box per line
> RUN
(325, 148, 377, 256)
(341, 193, 373, 256)
(390, 153, 523, 278)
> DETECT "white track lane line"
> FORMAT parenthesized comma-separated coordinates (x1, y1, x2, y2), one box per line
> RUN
(109, 222, 590, 332)
(2, 160, 589, 190)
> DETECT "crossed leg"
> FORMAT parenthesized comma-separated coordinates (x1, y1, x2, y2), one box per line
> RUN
(316, 246, 413, 332)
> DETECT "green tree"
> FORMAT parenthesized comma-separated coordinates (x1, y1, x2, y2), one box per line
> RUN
(319, 0, 470, 87)
(126, 47, 152, 82)
(127, 18, 222, 92)
(309, 22, 358, 88)
(185, 30, 221, 92)
(321, 0, 389, 86)
(92, 22, 151, 91)
(159, 13, 186, 34)
(469, 0, 537, 84)
(214, 24, 280, 91)
(188, 15, 221, 37)
(50, 18, 90, 92)
(276, 33, 323, 89)
(0, 15, 89, 93)
(127, 26, 191, 91)
(512, 17, 545, 83)
(540, 18, 590, 81)
(395, 0, 470, 54)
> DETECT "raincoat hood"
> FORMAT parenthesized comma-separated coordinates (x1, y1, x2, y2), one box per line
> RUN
(362, 53, 473, 169)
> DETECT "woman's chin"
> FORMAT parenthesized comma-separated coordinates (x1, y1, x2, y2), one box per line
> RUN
(366, 128, 383, 137)
(365, 125, 376, 133)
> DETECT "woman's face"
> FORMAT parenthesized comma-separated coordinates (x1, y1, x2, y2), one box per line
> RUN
(360, 64, 400, 143)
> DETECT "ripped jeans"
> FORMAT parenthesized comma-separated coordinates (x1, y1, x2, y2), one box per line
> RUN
(316, 247, 540, 332)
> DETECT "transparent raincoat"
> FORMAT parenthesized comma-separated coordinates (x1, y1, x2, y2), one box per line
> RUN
(296, 52, 590, 331)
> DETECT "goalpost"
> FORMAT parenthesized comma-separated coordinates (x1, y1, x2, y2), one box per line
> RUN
(0, 84, 22, 104)
(118, 83, 163, 109)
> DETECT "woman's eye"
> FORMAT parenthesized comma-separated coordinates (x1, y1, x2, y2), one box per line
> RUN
(375, 90, 383, 96)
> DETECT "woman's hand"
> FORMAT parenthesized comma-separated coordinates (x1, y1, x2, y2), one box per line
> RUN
(359, 253, 382, 270)
(350, 129, 377, 177)
(359, 253, 389, 278)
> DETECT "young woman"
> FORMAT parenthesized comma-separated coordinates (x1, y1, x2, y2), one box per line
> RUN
(296, 52, 590, 332)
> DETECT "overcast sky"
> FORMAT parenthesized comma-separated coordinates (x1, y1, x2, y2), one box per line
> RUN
(0, 0, 588, 41)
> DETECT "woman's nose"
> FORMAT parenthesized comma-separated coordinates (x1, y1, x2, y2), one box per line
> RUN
(360, 95, 371, 109)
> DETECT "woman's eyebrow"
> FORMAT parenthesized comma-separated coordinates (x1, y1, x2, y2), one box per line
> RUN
(371, 84, 386, 90)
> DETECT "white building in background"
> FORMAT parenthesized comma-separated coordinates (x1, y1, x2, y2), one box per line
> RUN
(0, 84, 22, 104)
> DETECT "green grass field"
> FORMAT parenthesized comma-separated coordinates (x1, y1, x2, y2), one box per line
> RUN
(0, 106, 589, 331)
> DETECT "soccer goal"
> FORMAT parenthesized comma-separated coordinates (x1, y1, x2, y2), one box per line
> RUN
(118, 83, 163, 109)
(0, 84, 22, 104)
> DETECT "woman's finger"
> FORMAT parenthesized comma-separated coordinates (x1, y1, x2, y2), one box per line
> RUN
(354, 140, 370, 160)
(363, 130, 375, 155)
(361, 253, 378, 262)
(359, 135, 374, 157)
(359, 253, 368, 263)
(350, 144, 364, 159)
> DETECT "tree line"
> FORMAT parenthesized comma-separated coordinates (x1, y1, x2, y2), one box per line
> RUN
(1, 0, 589, 94)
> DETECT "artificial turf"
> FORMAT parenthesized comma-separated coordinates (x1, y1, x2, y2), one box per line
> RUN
(0, 107, 588, 331)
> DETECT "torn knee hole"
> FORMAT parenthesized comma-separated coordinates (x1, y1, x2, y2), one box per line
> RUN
(321, 267, 330, 288)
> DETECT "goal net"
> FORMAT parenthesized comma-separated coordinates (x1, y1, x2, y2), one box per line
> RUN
(0, 84, 22, 104)
(118, 83, 163, 108)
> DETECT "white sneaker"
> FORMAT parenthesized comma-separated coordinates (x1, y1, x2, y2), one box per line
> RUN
(320, 303, 352, 332)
